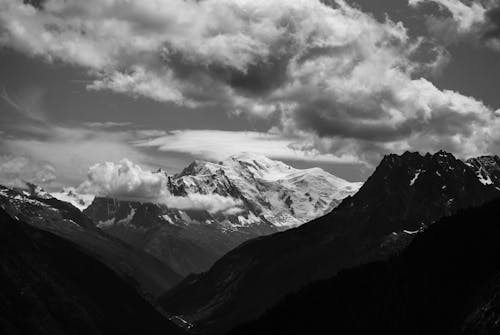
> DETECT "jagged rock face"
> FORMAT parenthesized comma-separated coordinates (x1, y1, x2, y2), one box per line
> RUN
(83, 153, 361, 276)
(0, 185, 181, 298)
(160, 151, 500, 334)
(0, 208, 185, 335)
(466, 155, 500, 188)
(340, 151, 500, 238)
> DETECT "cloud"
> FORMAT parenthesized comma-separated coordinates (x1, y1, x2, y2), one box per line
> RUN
(134, 129, 362, 164)
(0, 0, 445, 108)
(77, 159, 167, 200)
(83, 121, 133, 129)
(162, 193, 243, 214)
(1, 126, 151, 186)
(409, 0, 487, 34)
(77, 158, 242, 213)
(1, 0, 499, 166)
(409, 0, 500, 49)
(483, 4, 500, 50)
(0, 155, 56, 188)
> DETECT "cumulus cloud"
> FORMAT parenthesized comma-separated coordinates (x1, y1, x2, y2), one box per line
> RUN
(77, 159, 167, 200)
(77, 158, 242, 213)
(2, 0, 499, 165)
(0, 155, 56, 188)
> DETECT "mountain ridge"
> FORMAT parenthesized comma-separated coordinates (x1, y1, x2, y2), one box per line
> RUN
(228, 195, 500, 335)
(0, 207, 185, 335)
(0, 184, 182, 298)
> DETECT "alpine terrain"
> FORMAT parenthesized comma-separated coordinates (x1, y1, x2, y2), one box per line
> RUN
(229, 195, 500, 335)
(0, 184, 182, 298)
(83, 153, 361, 276)
(0, 207, 185, 335)
(161, 151, 500, 334)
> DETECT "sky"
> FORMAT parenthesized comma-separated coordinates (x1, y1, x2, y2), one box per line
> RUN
(0, 0, 500, 191)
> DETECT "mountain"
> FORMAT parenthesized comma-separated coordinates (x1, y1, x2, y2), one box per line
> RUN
(160, 151, 500, 334)
(173, 153, 361, 228)
(84, 153, 361, 276)
(84, 198, 275, 277)
(466, 155, 500, 187)
(229, 196, 500, 335)
(0, 184, 181, 298)
(51, 187, 95, 211)
(0, 207, 185, 335)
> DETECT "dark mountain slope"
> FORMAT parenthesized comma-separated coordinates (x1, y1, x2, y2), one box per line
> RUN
(0, 208, 185, 335)
(84, 198, 267, 277)
(230, 196, 500, 335)
(161, 151, 500, 334)
(0, 185, 181, 297)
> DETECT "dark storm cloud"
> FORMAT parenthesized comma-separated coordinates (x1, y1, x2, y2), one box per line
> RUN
(289, 77, 494, 149)
(483, 5, 500, 41)
(161, 46, 291, 101)
(22, 0, 45, 9)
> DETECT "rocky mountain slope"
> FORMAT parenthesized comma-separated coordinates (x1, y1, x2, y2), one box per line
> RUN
(83, 153, 361, 276)
(0, 184, 181, 298)
(51, 187, 95, 211)
(0, 207, 185, 335)
(229, 196, 500, 335)
(160, 151, 500, 334)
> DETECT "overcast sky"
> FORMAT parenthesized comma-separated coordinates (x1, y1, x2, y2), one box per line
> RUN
(0, 0, 499, 190)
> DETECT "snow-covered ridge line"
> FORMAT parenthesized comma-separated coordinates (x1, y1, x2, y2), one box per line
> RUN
(171, 152, 362, 228)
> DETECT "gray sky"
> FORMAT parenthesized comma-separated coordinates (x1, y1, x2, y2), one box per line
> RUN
(0, 0, 499, 189)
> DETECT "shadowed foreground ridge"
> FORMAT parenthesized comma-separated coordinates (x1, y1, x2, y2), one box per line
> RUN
(230, 196, 500, 335)
(0, 208, 184, 335)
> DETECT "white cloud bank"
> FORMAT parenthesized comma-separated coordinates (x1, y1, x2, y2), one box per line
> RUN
(1, 0, 499, 165)
(77, 159, 242, 213)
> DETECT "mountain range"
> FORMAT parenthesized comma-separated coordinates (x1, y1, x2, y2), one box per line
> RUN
(0, 207, 185, 335)
(1, 150, 500, 335)
(82, 153, 361, 276)
(160, 151, 500, 334)
(229, 194, 500, 335)
(0, 183, 181, 298)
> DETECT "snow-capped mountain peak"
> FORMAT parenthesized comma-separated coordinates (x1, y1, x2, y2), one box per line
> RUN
(170, 154, 362, 228)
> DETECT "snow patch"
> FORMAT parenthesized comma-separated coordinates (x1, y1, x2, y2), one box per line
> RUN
(476, 171, 493, 185)
(410, 170, 422, 186)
